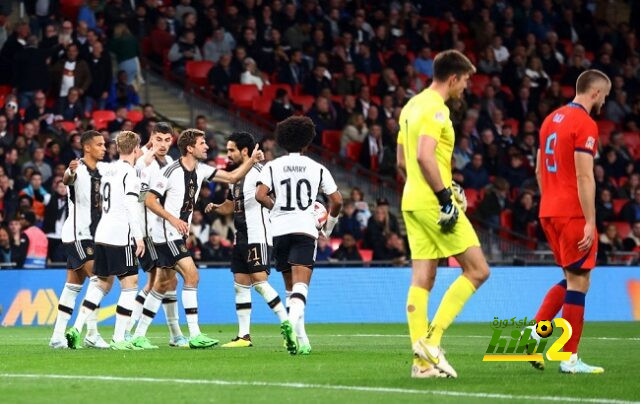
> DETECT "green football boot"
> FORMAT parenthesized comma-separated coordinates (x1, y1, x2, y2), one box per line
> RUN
(110, 340, 143, 350)
(132, 336, 159, 349)
(189, 334, 219, 349)
(298, 344, 312, 355)
(65, 327, 82, 349)
(280, 320, 298, 355)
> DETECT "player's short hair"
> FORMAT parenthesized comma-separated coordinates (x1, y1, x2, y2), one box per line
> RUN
(432, 50, 476, 82)
(576, 69, 611, 94)
(153, 121, 173, 135)
(116, 131, 140, 155)
(228, 131, 256, 156)
(80, 130, 102, 147)
(178, 128, 205, 156)
(275, 116, 315, 153)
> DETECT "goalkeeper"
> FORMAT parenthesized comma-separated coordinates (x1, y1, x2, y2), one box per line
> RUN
(396, 50, 490, 379)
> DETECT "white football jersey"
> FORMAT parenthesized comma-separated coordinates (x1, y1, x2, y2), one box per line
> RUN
(150, 159, 217, 242)
(61, 160, 109, 243)
(94, 160, 143, 246)
(135, 153, 174, 238)
(230, 164, 271, 245)
(258, 153, 337, 238)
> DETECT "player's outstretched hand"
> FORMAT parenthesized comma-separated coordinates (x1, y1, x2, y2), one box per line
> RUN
(451, 181, 467, 212)
(578, 222, 595, 251)
(135, 238, 145, 257)
(170, 217, 190, 236)
(204, 203, 220, 213)
(435, 188, 459, 233)
(68, 159, 79, 173)
(250, 144, 265, 163)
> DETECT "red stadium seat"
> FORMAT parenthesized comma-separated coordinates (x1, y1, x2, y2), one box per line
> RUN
(464, 188, 481, 213)
(92, 110, 116, 130)
(504, 118, 519, 136)
(0, 85, 12, 96)
(613, 199, 627, 216)
(369, 73, 380, 88)
(346, 142, 362, 161)
(61, 121, 77, 133)
(470, 74, 490, 97)
(597, 120, 617, 138)
(126, 109, 143, 124)
(229, 84, 259, 108)
(499, 209, 513, 239)
(559, 39, 573, 57)
(613, 221, 631, 239)
(291, 95, 315, 113)
(185, 61, 214, 88)
(262, 84, 292, 101)
(322, 130, 342, 154)
(356, 73, 368, 85)
(623, 132, 640, 149)
(252, 96, 272, 117)
(560, 85, 575, 99)
(359, 249, 373, 262)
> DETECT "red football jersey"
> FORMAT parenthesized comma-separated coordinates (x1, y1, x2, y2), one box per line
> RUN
(539, 103, 598, 218)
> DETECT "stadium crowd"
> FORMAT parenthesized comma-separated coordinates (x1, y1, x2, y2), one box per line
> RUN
(0, 0, 639, 266)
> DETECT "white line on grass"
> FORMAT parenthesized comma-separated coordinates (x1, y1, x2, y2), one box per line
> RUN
(1, 373, 637, 404)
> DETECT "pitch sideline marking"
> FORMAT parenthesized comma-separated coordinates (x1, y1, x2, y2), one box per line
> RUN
(1, 373, 638, 404)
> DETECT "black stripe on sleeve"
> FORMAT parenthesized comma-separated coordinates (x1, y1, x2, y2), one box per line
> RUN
(126, 192, 139, 198)
(575, 147, 594, 155)
(207, 168, 218, 182)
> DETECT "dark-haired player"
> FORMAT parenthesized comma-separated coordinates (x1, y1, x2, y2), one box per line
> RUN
(398, 50, 490, 378)
(49, 130, 108, 349)
(528, 69, 610, 374)
(256, 116, 343, 355)
(130, 129, 264, 349)
(126, 122, 188, 347)
(206, 132, 294, 349)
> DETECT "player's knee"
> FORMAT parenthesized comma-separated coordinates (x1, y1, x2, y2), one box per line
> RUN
(184, 270, 199, 288)
(465, 261, 490, 286)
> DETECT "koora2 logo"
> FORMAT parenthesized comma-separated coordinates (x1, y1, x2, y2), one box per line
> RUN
(483, 318, 573, 362)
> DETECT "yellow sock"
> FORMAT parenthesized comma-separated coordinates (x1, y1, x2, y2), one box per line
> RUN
(429, 275, 476, 346)
(406, 286, 429, 345)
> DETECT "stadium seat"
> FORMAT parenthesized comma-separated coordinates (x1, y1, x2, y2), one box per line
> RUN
(597, 120, 617, 138)
(623, 131, 640, 149)
(322, 130, 342, 154)
(560, 85, 575, 99)
(359, 249, 373, 262)
(356, 73, 368, 85)
(92, 110, 116, 130)
(463, 188, 481, 213)
(126, 109, 143, 124)
(346, 142, 362, 162)
(613, 199, 627, 216)
(504, 118, 519, 136)
(262, 84, 292, 101)
(613, 221, 631, 239)
(369, 73, 380, 88)
(185, 61, 214, 88)
(499, 209, 513, 239)
(0, 85, 12, 96)
(229, 84, 259, 109)
(252, 96, 272, 117)
(470, 74, 490, 97)
(291, 95, 315, 112)
(61, 121, 77, 133)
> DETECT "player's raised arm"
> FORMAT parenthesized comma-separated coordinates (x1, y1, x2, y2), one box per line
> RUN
(575, 151, 596, 251)
(63, 159, 79, 185)
(214, 144, 265, 184)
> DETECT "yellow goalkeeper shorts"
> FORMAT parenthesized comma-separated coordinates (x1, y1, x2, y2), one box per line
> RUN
(403, 207, 480, 260)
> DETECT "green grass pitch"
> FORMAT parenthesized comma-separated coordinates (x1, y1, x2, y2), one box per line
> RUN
(1, 323, 638, 403)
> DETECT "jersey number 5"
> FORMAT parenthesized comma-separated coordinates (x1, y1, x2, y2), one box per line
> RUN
(281, 178, 312, 211)
(544, 132, 557, 173)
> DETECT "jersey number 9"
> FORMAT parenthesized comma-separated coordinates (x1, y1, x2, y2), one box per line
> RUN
(102, 183, 111, 213)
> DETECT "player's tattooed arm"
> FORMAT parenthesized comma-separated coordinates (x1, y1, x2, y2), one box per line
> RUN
(63, 159, 79, 185)
(214, 144, 264, 184)
(205, 200, 234, 215)
(255, 183, 274, 210)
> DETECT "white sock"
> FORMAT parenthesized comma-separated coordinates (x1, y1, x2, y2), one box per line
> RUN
(162, 289, 182, 339)
(182, 286, 201, 337)
(288, 283, 308, 340)
(234, 282, 252, 337)
(51, 283, 82, 341)
(113, 288, 137, 342)
(285, 290, 292, 313)
(73, 281, 106, 333)
(296, 310, 310, 346)
(134, 290, 163, 338)
(253, 281, 287, 323)
(128, 289, 148, 333)
(85, 277, 100, 337)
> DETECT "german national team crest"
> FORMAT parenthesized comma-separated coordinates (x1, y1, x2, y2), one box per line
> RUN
(86, 247, 94, 256)
(180, 244, 188, 253)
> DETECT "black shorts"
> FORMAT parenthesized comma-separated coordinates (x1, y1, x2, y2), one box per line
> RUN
(155, 239, 192, 269)
(139, 237, 159, 272)
(64, 240, 95, 270)
(231, 243, 271, 274)
(272, 234, 317, 272)
(93, 243, 138, 278)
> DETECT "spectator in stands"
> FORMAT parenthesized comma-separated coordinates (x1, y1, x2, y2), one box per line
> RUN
(621, 173, 640, 199)
(84, 40, 113, 113)
(355, 85, 375, 119)
(201, 230, 231, 261)
(413, 47, 434, 78)
(598, 223, 624, 265)
(202, 28, 233, 64)
(373, 232, 407, 265)
(0, 174, 18, 223)
(50, 43, 91, 98)
(0, 226, 19, 266)
(240, 57, 268, 91)
(622, 221, 640, 251)
(20, 172, 50, 219)
(190, 210, 210, 245)
(354, 43, 381, 76)
(596, 188, 616, 232)
(453, 136, 473, 170)
(269, 88, 297, 121)
(0, 15, 7, 51)
(478, 46, 502, 75)
(605, 90, 631, 125)
(168, 29, 202, 76)
(106, 70, 140, 110)
(13, 35, 49, 108)
(363, 205, 391, 250)
(22, 148, 52, 183)
(340, 113, 368, 155)
(475, 177, 510, 229)
(8, 217, 27, 268)
(375, 67, 399, 97)
(56, 87, 84, 122)
(109, 23, 140, 84)
(601, 148, 628, 180)
(276, 49, 305, 87)
(609, 131, 633, 163)
(335, 200, 363, 240)
(148, 18, 174, 65)
(315, 236, 333, 261)
(335, 62, 364, 96)
(3, 149, 20, 182)
(0, 114, 13, 148)
(133, 103, 156, 139)
(43, 179, 67, 263)
(462, 153, 490, 190)
(304, 65, 331, 97)
(502, 153, 529, 189)
(0, 20, 29, 85)
(78, 0, 99, 31)
(359, 123, 384, 171)
(620, 188, 640, 224)
(104, 0, 131, 28)
(107, 106, 128, 133)
(330, 233, 362, 262)
(512, 191, 538, 235)
(308, 96, 338, 142)
(24, 91, 53, 131)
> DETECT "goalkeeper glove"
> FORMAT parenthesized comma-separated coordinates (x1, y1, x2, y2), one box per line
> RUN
(451, 181, 467, 212)
(435, 187, 459, 233)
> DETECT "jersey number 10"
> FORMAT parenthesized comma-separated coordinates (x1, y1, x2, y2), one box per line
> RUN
(544, 132, 558, 173)
(280, 178, 313, 211)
